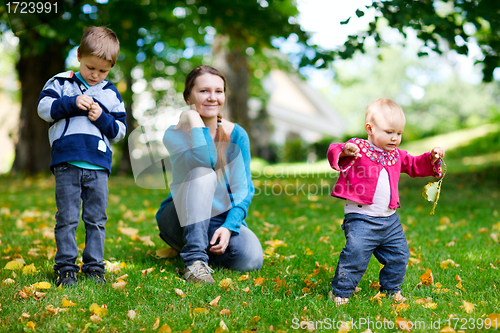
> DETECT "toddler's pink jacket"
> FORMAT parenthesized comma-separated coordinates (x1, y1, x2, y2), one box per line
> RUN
(327, 138, 442, 209)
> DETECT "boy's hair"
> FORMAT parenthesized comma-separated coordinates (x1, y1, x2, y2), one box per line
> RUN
(78, 26, 120, 67)
(365, 98, 405, 124)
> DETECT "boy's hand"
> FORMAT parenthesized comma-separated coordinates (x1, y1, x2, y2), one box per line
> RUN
(88, 102, 102, 121)
(430, 147, 445, 163)
(341, 142, 362, 158)
(76, 95, 94, 111)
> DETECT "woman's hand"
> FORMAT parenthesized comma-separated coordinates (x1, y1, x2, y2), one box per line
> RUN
(174, 109, 204, 132)
(209, 227, 231, 255)
(430, 147, 445, 163)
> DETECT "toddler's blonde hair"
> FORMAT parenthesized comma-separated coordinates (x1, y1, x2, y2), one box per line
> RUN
(78, 26, 120, 67)
(365, 98, 405, 125)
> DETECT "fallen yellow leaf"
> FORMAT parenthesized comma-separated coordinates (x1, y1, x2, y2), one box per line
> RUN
(26, 321, 35, 331)
(127, 310, 137, 320)
(32, 281, 51, 290)
(89, 303, 108, 317)
(254, 277, 266, 286)
(215, 320, 229, 332)
(193, 307, 209, 314)
(174, 288, 186, 297)
(2, 278, 15, 285)
(4, 260, 23, 270)
(152, 318, 160, 330)
(112, 281, 127, 290)
(439, 325, 456, 333)
(209, 296, 221, 307)
(420, 268, 434, 286)
(62, 297, 77, 307)
(141, 267, 155, 276)
(238, 274, 249, 281)
(264, 239, 287, 248)
(440, 259, 459, 269)
(395, 317, 413, 332)
(158, 324, 172, 333)
(219, 309, 232, 315)
(117, 227, 139, 236)
(22, 264, 39, 275)
(422, 302, 438, 309)
(90, 314, 102, 323)
(219, 278, 233, 290)
(487, 313, 500, 328)
(155, 247, 179, 258)
(456, 280, 465, 291)
(461, 300, 474, 313)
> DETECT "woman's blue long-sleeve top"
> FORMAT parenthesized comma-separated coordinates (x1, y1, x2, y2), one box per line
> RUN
(156, 124, 254, 234)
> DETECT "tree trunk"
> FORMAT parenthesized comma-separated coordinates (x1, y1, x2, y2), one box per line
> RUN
(12, 34, 65, 174)
(212, 36, 250, 133)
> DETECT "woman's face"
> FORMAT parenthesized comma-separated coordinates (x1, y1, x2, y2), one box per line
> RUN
(187, 73, 225, 119)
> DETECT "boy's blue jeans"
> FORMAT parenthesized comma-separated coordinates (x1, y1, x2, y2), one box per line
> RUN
(156, 167, 263, 272)
(53, 163, 108, 274)
(331, 213, 410, 298)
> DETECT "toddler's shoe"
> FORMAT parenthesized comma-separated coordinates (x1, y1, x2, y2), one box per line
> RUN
(86, 270, 106, 284)
(329, 291, 349, 305)
(183, 260, 215, 284)
(56, 270, 77, 287)
(391, 291, 407, 303)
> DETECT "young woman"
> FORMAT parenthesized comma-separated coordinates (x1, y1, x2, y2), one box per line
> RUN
(155, 65, 263, 283)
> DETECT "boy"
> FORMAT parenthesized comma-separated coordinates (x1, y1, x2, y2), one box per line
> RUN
(327, 99, 444, 304)
(38, 26, 126, 287)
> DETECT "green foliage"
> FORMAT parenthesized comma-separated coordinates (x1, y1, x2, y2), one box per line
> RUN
(324, 47, 500, 138)
(342, 0, 500, 82)
(281, 138, 309, 163)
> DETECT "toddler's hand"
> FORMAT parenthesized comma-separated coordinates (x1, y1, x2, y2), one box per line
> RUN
(430, 147, 445, 163)
(76, 95, 94, 111)
(341, 142, 362, 158)
(88, 102, 102, 122)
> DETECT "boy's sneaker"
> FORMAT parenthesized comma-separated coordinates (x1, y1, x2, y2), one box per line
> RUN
(85, 270, 106, 284)
(329, 291, 349, 305)
(183, 260, 215, 284)
(56, 270, 77, 287)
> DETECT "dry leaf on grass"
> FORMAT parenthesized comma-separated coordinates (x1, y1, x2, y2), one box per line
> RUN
(460, 300, 474, 313)
(209, 296, 221, 307)
(156, 247, 179, 258)
(419, 268, 434, 286)
(62, 297, 77, 307)
(395, 317, 413, 332)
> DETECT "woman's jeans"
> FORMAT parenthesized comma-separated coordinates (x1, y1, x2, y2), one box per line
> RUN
(157, 167, 263, 271)
(53, 163, 108, 274)
(331, 213, 410, 298)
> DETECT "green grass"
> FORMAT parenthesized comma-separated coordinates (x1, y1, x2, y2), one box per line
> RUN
(1, 160, 500, 331)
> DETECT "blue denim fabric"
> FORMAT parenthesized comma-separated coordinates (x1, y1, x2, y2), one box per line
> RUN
(331, 213, 410, 298)
(156, 167, 263, 271)
(53, 163, 108, 274)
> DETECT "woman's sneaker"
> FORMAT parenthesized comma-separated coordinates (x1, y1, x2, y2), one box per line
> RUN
(329, 291, 349, 305)
(56, 270, 77, 287)
(183, 260, 215, 284)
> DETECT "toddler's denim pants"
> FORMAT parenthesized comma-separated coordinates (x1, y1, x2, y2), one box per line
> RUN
(331, 212, 410, 298)
(156, 167, 263, 272)
(53, 163, 108, 274)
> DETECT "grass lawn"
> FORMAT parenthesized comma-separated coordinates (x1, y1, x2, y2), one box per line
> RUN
(0, 154, 499, 331)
